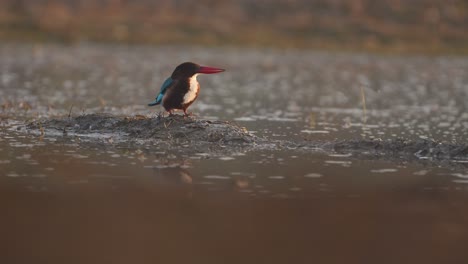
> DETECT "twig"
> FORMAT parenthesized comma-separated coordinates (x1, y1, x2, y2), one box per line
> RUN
(164, 120, 174, 128)
(68, 104, 74, 119)
(360, 84, 367, 123)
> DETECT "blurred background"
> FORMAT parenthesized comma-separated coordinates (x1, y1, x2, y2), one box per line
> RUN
(0, 0, 467, 53)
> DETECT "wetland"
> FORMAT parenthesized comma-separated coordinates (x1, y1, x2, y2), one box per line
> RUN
(1, 44, 468, 264)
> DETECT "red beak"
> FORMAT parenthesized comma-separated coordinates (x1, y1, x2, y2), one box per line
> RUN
(197, 66, 225, 74)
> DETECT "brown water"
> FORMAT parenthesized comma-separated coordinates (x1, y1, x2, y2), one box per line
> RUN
(1, 44, 468, 264)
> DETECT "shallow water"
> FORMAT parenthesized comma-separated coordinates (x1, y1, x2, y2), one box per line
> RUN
(1, 44, 468, 263)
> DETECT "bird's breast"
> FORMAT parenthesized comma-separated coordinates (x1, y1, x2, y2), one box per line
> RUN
(183, 74, 200, 104)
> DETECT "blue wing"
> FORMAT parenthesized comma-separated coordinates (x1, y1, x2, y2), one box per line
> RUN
(148, 77, 173, 106)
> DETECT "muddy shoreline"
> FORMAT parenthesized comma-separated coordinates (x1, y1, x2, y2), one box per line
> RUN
(22, 113, 468, 164)
(26, 113, 261, 144)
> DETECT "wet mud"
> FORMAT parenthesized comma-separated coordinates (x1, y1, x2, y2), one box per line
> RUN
(323, 139, 468, 161)
(24, 113, 468, 164)
(26, 113, 262, 145)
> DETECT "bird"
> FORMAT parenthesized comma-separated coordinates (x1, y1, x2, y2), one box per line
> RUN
(148, 62, 225, 116)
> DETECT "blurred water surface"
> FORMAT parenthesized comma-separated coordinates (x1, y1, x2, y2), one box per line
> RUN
(1, 44, 468, 264)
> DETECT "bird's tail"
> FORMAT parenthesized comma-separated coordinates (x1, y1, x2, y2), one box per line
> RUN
(148, 100, 160, 106)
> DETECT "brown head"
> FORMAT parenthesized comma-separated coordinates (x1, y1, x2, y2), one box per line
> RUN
(170, 62, 225, 79)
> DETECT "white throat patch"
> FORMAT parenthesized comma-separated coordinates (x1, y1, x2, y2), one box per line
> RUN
(183, 74, 199, 104)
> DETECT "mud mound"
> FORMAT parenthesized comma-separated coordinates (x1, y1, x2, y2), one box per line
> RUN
(27, 114, 262, 145)
(323, 139, 468, 161)
(25, 114, 468, 163)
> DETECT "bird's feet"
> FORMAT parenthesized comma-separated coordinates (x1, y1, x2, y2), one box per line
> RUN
(183, 111, 195, 119)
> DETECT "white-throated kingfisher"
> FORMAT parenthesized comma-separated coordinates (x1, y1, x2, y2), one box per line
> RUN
(148, 62, 225, 115)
